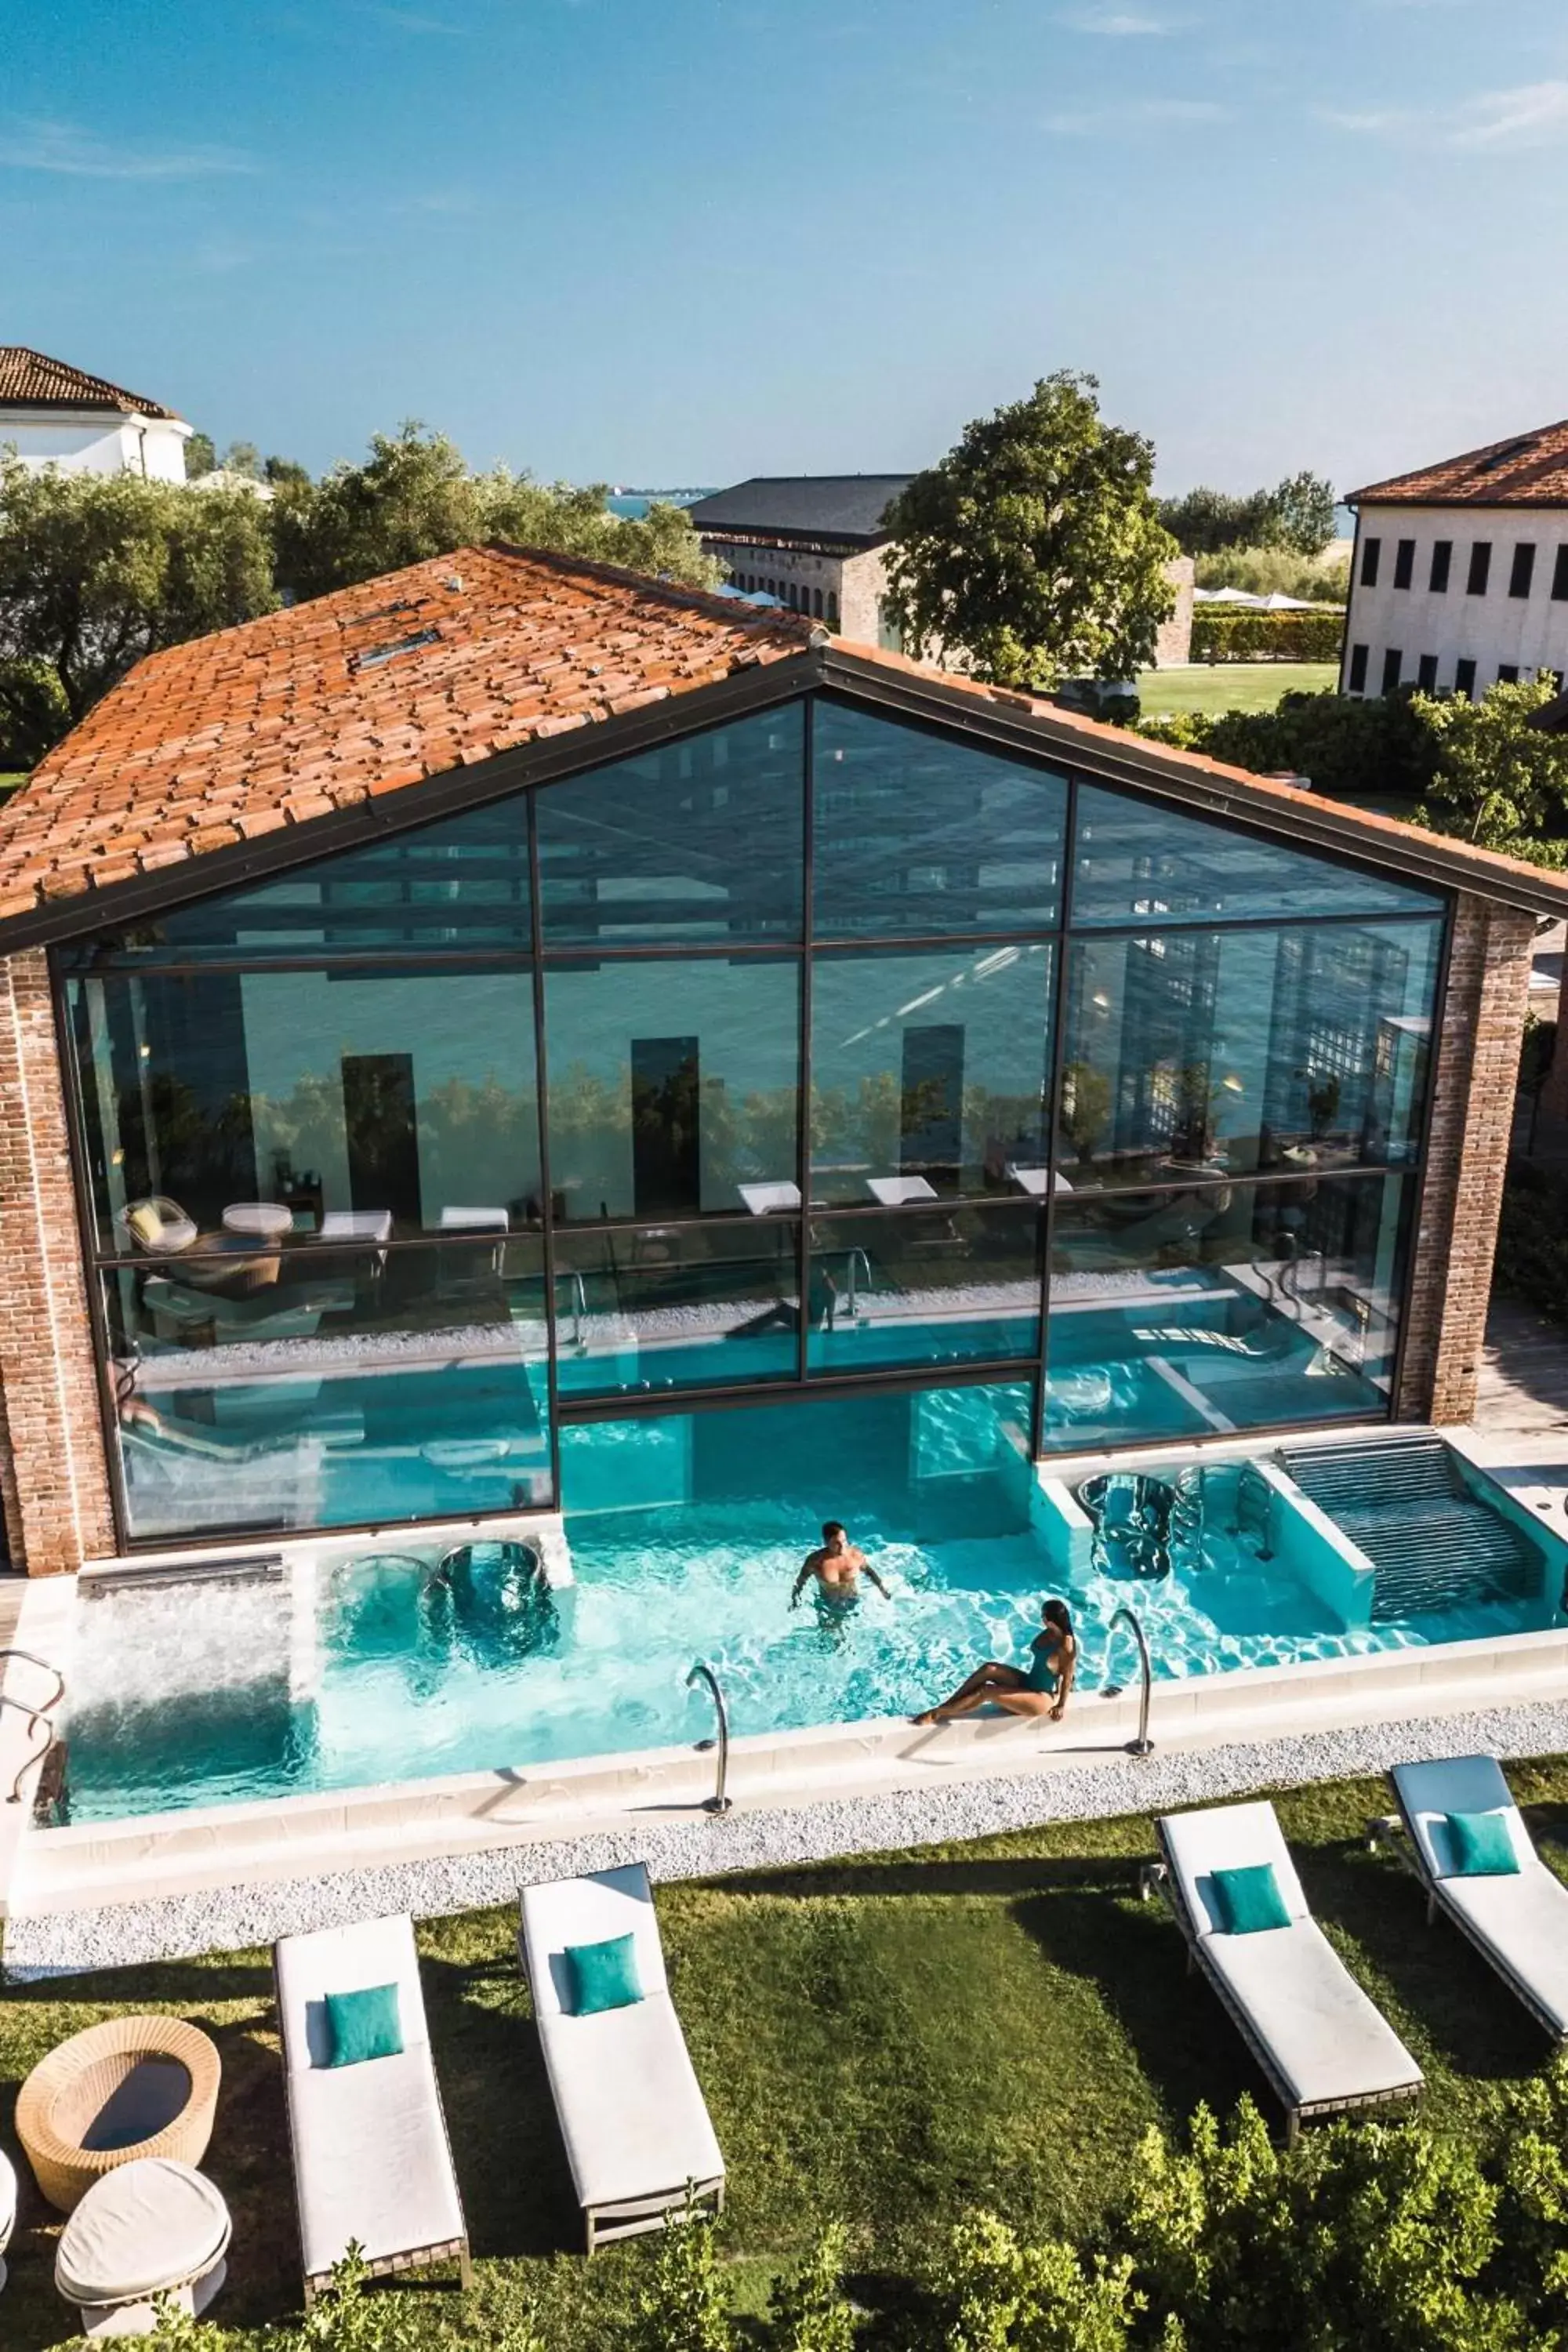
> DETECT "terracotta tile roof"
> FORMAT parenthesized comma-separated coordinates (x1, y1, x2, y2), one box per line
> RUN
(1348, 417, 1568, 508)
(0, 346, 183, 423)
(0, 547, 813, 920)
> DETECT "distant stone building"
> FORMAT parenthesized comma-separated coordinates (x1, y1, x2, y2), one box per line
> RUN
(689, 474, 1193, 668)
(0, 347, 191, 481)
(1343, 418, 1568, 702)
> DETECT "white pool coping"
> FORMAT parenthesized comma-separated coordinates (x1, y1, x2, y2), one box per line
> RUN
(5, 1420, 1568, 1976)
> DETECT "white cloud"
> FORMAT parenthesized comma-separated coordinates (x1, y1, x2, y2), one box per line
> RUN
(1322, 80, 1568, 151)
(0, 118, 256, 180)
(1044, 95, 1226, 133)
(1057, 7, 1182, 32)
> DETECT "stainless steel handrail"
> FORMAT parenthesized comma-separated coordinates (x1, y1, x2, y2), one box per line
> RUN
(685, 1659, 733, 1814)
(845, 1247, 873, 1319)
(568, 1271, 588, 1348)
(1099, 1606, 1155, 1757)
(1, 1649, 67, 1805)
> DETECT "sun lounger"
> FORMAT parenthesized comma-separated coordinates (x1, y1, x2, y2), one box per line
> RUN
(1380, 1755, 1568, 2041)
(1145, 1798, 1423, 2140)
(274, 1914, 470, 2302)
(517, 1863, 724, 2252)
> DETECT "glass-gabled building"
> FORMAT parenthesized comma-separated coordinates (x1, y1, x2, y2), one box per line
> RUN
(0, 547, 1558, 1570)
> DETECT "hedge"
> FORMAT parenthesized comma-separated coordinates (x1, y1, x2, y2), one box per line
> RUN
(1189, 608, 1346, 662)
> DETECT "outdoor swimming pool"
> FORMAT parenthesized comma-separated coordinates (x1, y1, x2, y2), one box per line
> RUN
(53, 1386, 1568, 1825)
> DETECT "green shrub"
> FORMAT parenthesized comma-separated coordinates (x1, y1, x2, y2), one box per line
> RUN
(1189, 608, 1345, 663)
(1192, 546, 1350, 604)
(631, 2206, 734, 2352)
(1134, 688, 1439, 804)
(924, 2209, 1139, 2352)
(767, 2220, 860, 2350)
(0, 654, 70, 772)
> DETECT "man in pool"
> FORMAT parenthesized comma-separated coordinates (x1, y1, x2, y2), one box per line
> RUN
(790, 1521, 890, 1612)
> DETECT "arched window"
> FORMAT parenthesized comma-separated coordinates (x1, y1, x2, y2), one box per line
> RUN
(826, 590, 840, 630)
(813, 588, 824, 619)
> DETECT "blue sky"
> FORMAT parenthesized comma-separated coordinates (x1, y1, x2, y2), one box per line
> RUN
(5, 0, 1567, 495)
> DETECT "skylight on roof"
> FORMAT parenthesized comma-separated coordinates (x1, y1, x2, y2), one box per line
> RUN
(350, 627, 441, 671)
(1477, 437, 1541, 473)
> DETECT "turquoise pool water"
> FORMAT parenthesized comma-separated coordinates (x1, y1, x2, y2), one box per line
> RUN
(56, 1392, 1566, 1824)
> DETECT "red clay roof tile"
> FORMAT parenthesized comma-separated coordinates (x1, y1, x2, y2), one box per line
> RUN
(1349, 416, 1568, 508)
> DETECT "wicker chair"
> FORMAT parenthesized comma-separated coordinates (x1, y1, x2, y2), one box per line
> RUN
(15, 2017, 221, 2213)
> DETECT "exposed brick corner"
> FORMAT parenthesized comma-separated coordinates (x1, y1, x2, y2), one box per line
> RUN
(0, 948, 114, 1573)
(1396, 895, 1535, 1426)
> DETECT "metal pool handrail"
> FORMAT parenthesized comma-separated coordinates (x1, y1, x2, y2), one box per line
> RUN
(685, 1660, 734, 1815)
(1100, 1607, 1155, 1758)
(0, 1648, 67, 1805)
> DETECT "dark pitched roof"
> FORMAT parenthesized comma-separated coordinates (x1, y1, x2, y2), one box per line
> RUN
(687, 475, 913, 545)
(1348, 418, 1568, 508)
(2, 543, 1567, 946)
(0, 346, 184, 423)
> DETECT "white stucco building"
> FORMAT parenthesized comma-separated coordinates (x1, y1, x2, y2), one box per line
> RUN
(0, 347, 191, 482)
(1342, 419, 1568, 701)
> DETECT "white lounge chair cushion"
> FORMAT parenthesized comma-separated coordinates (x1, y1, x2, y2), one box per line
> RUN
(56, 2160, 230, 2307)
(520, 1865, 723, 2212)
(1203, 1922, 1421, 2107)
(276, 1914, 430, 2072)
(1392, 1755, 1537, 1882)
(537, 1995, 725, 2210)
(1393, 1756, 1568, 2034)
(0, 2146, 16, 2252)
(287, 2049, 464, 2278)
(1160, 1800, 1311, 1938)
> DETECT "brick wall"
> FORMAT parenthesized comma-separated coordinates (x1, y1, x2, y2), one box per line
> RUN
(0, 949, 114, 1573)
(1396, 894, 1535, 1425)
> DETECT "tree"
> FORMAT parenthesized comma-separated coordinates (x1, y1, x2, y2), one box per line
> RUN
(0, 455, 278, 727)
(1414, 672, 1568, 862)
(882, 372, 1178, 691)
(271, 422, 718, 604)
(1266, 469, 1338, 558)
(183, 429, 216, 478)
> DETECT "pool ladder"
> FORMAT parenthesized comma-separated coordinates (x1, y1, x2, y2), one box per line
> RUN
(845, 1248, 873, 1320)
(686, 1660, 734, 1815)
(1098, 1607, 1155, 1758)
(0, 1647, 66, 1804)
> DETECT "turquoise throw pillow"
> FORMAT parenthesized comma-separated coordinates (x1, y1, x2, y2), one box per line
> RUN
(324, 1981, 404, 2067)
(1210, 1862, 1292, 1934)
(1446, 1810, 1520, 1877)
(564, 1932, 644, 2016)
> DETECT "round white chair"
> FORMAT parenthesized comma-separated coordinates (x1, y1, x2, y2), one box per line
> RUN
(0, 2145, 16, 2292)
(55, 2158, 230, 2339)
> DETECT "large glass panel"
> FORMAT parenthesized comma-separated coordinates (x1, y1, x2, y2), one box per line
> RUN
(1043, 1172, 1413, 1450)
(554, 1221, 800, 1398)
(536, 706, 804, 945)
(1058, 920, 1439, 1190)
(62, 800, 533, 965)
(69, 965, 542, 1250)
(102, 1239, 552, 1540)
(811, 942, 1054, 1204)
(543, 955, 799, 1220)
(1072, 782, 1446, 927)
(811, 702, 1066, 938)
(805, 1204, 1042, 1376)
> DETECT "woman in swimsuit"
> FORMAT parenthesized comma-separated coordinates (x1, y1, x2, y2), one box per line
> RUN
(913, 1598, 1076, 1725)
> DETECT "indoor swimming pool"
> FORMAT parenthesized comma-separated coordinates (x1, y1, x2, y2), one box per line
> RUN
(52, 1387, 1568, 1826)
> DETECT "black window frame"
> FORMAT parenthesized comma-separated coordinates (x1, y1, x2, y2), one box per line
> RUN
(1381, 648, 1403, 695)
(1429, 541, 1453, 594)
(1361, 537, 1382, 589)
(1509, 544, 1537, 600)
(1467, 543, 1493, 597)
(1393, 539, 1416, 590)
(1455, 658, 1478, 700)
(1348, 643, 1370, 694)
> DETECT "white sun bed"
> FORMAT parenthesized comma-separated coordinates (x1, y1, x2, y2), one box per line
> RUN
(1146, 1798, 1423, 2140)
(274, 1914, 470, 2302)
(518, 1863, 724, 2252)
(1382, 1755, 1568, 2041)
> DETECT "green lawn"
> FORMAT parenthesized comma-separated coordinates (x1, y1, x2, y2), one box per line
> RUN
(1137, 662, 1338, 717)
(3, 1761, 1566, 2347)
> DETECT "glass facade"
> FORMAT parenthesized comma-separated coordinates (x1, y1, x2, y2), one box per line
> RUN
(58, 694, 1450, 1545)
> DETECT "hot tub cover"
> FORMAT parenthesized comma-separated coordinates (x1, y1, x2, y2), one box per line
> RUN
(56, 2158, 230, 2307)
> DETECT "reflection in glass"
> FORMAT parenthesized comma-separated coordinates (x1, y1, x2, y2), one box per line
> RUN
(1057, 921, 1439, 1189)
(810, 943, 1054, 1204)
(1043, 1174, 1413, 1450)
(536, 705, 804, 945)
(68, 966, 542, 1249)
(554, 1221, 800, 1397)
(805, 1204, 1042, 1376)
(812, 703, 1066, 937)
(64, 800, 534, 965)
(1071, 782, 1447, 928)
(103, 1239, 552, 1540)
(543, 956, 799, 1220)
